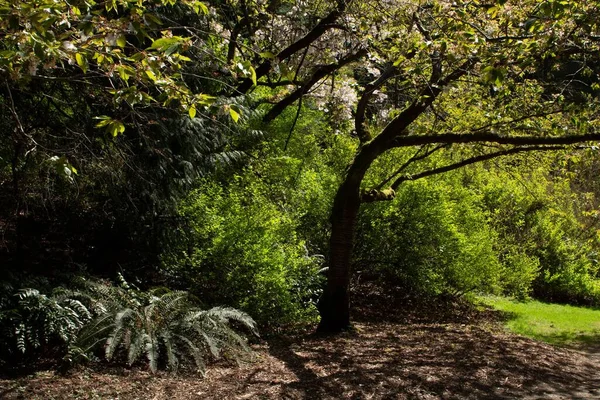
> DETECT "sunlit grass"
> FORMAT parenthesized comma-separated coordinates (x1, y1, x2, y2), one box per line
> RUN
(479, 296, 600, 347)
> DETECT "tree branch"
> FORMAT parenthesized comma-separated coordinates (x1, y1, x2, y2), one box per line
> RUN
(355, 65, 399, 143)
(376, 57, 479, 146)
(389, 145, 566, 190)
(263, 49, 367, 122)
(375, 144, 448, 190)
(236, 0, 350, 94)
(359, 145, 567, 203)
(391, 131, 600, 148)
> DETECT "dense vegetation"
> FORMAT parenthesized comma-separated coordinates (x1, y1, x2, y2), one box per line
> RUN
(1, 0, 600, 372)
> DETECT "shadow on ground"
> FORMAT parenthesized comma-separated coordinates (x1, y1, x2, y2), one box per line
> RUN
(263, 322, 600, 399)
(254, 285, 600, 399)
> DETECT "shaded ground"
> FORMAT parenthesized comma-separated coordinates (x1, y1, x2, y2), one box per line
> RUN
(1, 287, 599, 399)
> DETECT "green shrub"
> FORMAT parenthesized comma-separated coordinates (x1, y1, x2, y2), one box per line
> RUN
(163, 179, 324, 328)
(0, 287, 93, 365)
(0, 276, 258, 374)
(355, 178, 501, 297)
(479, 166, 600, 305)
(498, 249, 540, 299)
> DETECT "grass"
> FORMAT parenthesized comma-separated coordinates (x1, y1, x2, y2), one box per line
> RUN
(479, 296, 600, 348)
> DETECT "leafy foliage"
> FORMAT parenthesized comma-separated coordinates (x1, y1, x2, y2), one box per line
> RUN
(91, 280, 257, 374)
(0, 288, 92, 362)
(355, 176, 501, 297)
(0, 276, 258, 374)
(163, 179, 324, 328)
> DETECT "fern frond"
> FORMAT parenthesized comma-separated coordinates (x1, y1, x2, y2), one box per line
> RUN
(204, 307, 259, 336)
(174, 333, 206, 375)
(145, 336, 159, 373)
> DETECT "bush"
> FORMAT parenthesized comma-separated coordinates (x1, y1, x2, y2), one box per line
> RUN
(0, 287, 92, 365)
(0, 276, 258, 374)
(479, 166, 600, 305)
(355, 178, 501, 297)
(162, 179, 324, 328)
(75, 277, 258, 374)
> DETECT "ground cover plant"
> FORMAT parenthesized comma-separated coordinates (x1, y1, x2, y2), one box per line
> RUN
(0, 277, 257, 374)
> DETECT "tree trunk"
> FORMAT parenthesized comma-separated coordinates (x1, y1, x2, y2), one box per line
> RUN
(317, 144, 382, 332)
(317, 182, 361, 332)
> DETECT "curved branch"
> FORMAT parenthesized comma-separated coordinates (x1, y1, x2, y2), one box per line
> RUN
(263, 49, 367, 122)
(375, 57, 479, 146)
(391, 131, 600, 148)
(389, 145, 566, 191)
(375, 143, 448, 190)
(355, 65, 399, 143)
(359, 145, 567, 204)
(236, 0, 350, 94)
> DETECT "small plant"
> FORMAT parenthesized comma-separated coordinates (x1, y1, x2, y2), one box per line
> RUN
(1, 276, 258, 374)
(0, 287, 92, 362)
(75, 276, 258, 374)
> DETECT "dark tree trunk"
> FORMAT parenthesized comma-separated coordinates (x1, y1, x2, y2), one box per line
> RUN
(317, 183, 360, 332)
(316, 102, 433, 332)
(317, 144, 383, 332)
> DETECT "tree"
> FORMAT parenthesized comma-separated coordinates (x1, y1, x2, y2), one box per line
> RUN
(223, 0, 600, 331)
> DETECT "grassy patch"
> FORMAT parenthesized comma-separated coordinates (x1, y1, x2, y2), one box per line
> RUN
(479, 296, 600, 347)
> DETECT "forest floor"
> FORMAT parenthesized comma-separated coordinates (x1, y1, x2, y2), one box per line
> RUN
(1, 285, 599, 400)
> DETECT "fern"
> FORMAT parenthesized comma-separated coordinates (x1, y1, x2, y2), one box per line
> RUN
(75, 276, 258, 374)
(0, 288, 94, 359)
(1, 276, 258, 374)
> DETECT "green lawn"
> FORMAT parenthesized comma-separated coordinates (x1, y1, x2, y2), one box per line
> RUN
(479, 296, 600, 347)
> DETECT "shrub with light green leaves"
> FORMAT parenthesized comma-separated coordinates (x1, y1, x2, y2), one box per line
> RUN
(163, 179, 324, 328)
(355, 178, 501, 297)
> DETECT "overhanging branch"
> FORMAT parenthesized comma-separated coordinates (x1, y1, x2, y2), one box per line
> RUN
(375, 144, 448, 190)
(391, 132, 600, 148)
(360, 145, 568, 204)
(236, 0, 350, 94)
(355, 65, 400, 143)
(390, 145, 567, 190)
(263, 49, 367, 122)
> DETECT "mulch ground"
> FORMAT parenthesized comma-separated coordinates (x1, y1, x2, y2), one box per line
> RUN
(1, 286, 599, 399)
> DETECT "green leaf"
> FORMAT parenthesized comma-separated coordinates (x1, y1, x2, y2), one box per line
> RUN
(95, 120, 110, 128)
(486, 6, 499, 18)
(75, 53, 88, 73)
(145, 70, 157, 81)
(194, 1, 209, 14)
(109, 121, 125, 137)
(249, 65, 257, 86)
(151, 37, 185, 51)
(482, 66, 506, 86)
(189, 105, 197, 119)
(117, 35, 127, 48)
(259, 52, 276, 59)
(229, 107, 240, 123)
(393, 55, 406, 67)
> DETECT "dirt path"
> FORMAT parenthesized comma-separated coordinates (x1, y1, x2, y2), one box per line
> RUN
(1, 320, 599, 400)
